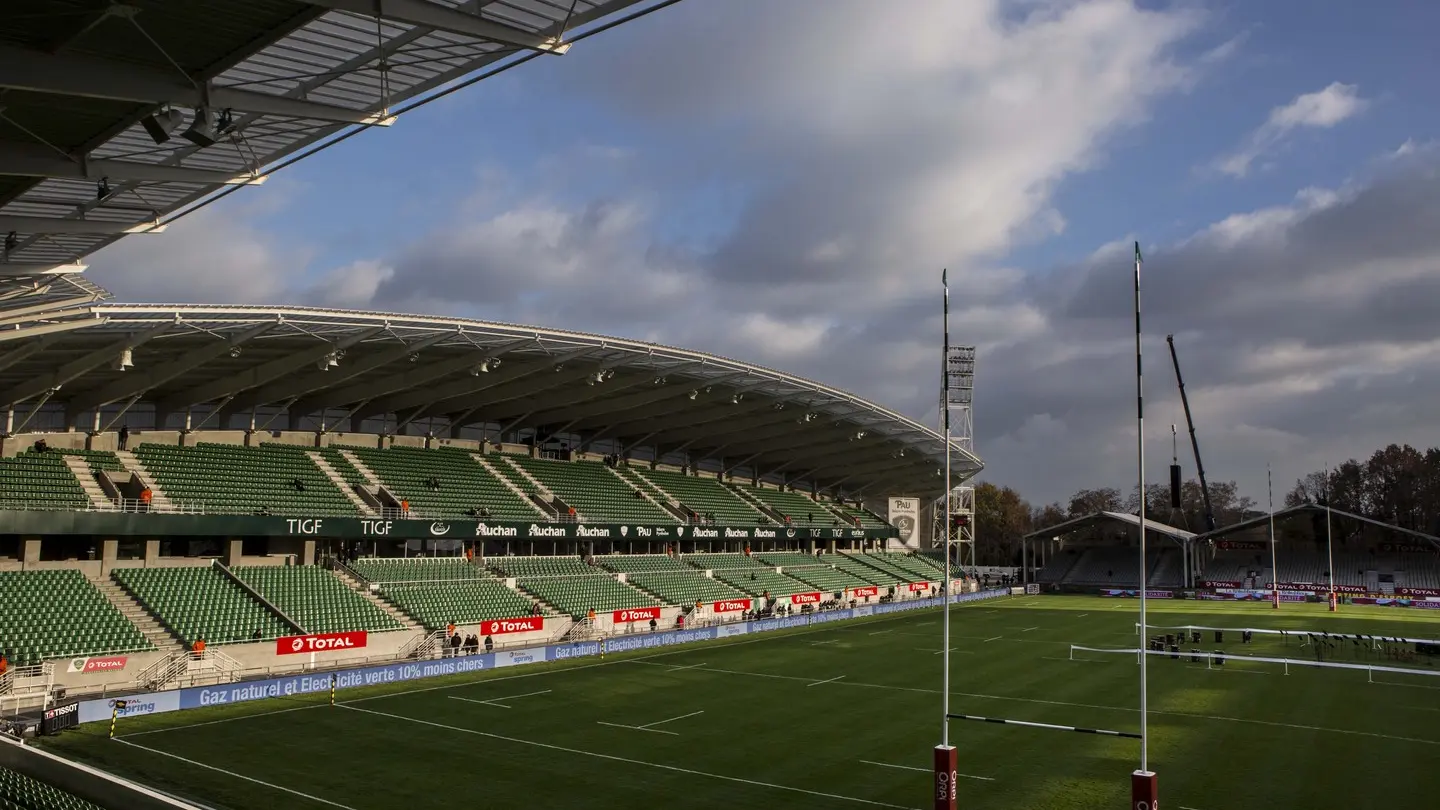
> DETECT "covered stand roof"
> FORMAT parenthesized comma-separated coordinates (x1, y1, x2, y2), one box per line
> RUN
(0, 304, 983, 498)
(1024, 511, 1195, 544)
(1196, 503, 1440, 551)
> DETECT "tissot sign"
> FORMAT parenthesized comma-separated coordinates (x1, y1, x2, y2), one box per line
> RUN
(0, 510, 897, 541)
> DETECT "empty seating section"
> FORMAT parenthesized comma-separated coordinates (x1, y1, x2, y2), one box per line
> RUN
(346, 445, 537, 520)
(756, 551, 824, 567)
(133, 443, 355, 516)
(1035, 551, 1079, 583)
(235, 566, 403, 634)
(824, 554, 892, 585)
(506, 456, 672, 524)
(381, 581, 537, 631)
(682, 553, 766, 570)
(350, 557, 486, 583)
(864, 553, 941, 581)
(0, 767, 103, 810)
(1149, 550, 1183, 587)
(0, 571, 151, 666)
(315, 446, 371, 489)
(715, 569, 811, 597)
(0, 451, 88, 511)
(831, 503, 887, 528)
(628, 572, 747, 606)
(596, 554, 690, 573)
(908, 554, 948, 575)
(519, 576, 657, 618)
(492, 556, 597, 578)
(633, 469, 770, 525)
(1059, 548, 1165, 587)
(784, 566, 874, 592)
(734, 486, 829, 526)
(60, 448, 125, 473)
(847, 553, 927, 583)
(115, 566, 289, 645)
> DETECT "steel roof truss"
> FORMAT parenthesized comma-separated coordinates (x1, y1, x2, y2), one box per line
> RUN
(297, 0, 571, 53)
(0, 319, 174, 406)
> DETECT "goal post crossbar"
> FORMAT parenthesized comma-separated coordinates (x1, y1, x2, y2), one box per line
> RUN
(1134, 623, 1440, 647)
(1072, 644, 1440, 680)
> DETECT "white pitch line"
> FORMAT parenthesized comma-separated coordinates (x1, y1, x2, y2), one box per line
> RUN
(859, 760, 993, 782)
(597, 721, 678, 736)
(932, 648, 975, 656)
(808, 675, 847, 687)
(809, 639, 841, 646)
(119, 702, 322, 738)
(1374, 679, 1440, 691)
(1077, 613, 1090, 618)
(1020, 627, 1039, 633)
(983, 636, 1003, 643)
(1040, 656, 1109, 664)
(639, 710, 705, 729)
(114, 739, 357, 809)
(628, 661, 1440, 746)
(667, 662, 708, 672)
(868, 629, 895, 635)
(449, 689, 551, 709)
(346, 705, 917, 809)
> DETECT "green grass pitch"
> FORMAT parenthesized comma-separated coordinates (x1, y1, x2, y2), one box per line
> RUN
(42, 596, 1440, 809)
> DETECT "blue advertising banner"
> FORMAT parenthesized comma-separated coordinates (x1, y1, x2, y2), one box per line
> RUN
(79, 589, 1010, 724)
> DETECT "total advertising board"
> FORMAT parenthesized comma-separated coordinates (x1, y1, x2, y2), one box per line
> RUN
(276, 631, 368, 656)
(77, 589, 1010, 725)
(480, 616, 544, 635)
(612, 606, 662, 623)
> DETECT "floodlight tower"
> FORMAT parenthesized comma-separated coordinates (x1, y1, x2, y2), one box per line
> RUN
(931, 346, 976, 575)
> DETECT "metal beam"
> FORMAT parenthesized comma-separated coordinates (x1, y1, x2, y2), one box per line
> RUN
(160, 325, 386, 410)
(0, 320, 174, 405)
(0, 45, 396, 126)
(240, 328, 457, 407)
(0, 337, 52, 374)
(0, 315, 104, 344)
(0, 215, 163, 235)
(0, 263, 88, 276)
(0, 294, 101, 327)
(0, 143, 265, 185)
(522, 371, 741, 428)
(362, 347, 595, 416)
(298, 0, 571, 53)
(417, 358, 627, 420)
(68, 320, 279, 411)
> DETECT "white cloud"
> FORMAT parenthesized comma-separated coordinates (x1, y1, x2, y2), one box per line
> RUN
(1213, 82, 1367, 177)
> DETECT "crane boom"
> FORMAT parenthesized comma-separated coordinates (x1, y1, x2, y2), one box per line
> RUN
(1166, 334, 1216, 532)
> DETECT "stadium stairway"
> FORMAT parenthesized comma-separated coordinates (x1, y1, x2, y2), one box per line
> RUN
(90, 576, 187, 653)
(328, 562, 425, 632)
(111, 449, 175, 510)
(471, 454, 552, 519)
(59, 455, 112, 509)
(723, 484, 786, 523)
(336, 449, 385, 491)
(306, 450, 377, 516)
(603, 465, 688, 522)
(496, 456, 564, 514)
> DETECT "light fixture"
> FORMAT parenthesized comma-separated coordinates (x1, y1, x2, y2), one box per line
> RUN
(317, 351, 340, 371)
(96, 178, 112, 202)
(772, 402, 785, 410)
(228, 346, 242, 358)
(803, 412, 818, 423)
(554, 363, 565, 372)
(591, 368, 615, 383)
(183, 107, 218, 147)
(113, 348, 133, 371)
(687, 389, 699, 400)
(140, 108, 186, 144)
(855, 430, 867, 439)
(653, 376, 667, 385)
(731, 392, 744, 404)
(470, 357, 500, 375)
(408, 352, 421, 363)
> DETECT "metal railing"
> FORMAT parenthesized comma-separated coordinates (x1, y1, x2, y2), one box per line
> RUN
(82, 498, 206, 515)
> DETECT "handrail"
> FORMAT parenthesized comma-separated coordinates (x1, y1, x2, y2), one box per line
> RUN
(83, 498, 206, 515)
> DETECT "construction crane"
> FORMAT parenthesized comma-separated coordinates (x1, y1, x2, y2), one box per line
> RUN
(1166, 334, 1216, 532)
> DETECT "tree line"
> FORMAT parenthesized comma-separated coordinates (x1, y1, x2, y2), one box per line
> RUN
(966, 442, 1440, 566)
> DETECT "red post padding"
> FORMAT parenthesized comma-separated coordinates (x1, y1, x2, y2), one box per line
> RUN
(933, 745, 957, 810)
(1131, 770, 1158, 810)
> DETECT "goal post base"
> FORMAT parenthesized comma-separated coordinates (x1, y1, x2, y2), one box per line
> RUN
(1131, 770, 1158, 810)
(933, 745, 957, 810)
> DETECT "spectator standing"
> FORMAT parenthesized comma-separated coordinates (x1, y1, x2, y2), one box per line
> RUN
(118, 425, 129, 450)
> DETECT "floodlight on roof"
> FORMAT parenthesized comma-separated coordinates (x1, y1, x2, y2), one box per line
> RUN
(653, 376, 667, 385)
(772, 402, 785, 410)
(183, 107, 219, 147)
(317, 350, 340, 371)
(731, 392, 744, 404)
(141, 108, 186, 144)
(408, 352, 421, 363)
(113, 348, 133, 371)
(687, 389, 699, 400)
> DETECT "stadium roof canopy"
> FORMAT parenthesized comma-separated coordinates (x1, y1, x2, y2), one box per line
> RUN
(0, 0, 668, 276)
(1025, 511, 1195, 544)
(0, 304, 983, 498)
(1196, 503, 1440, 551)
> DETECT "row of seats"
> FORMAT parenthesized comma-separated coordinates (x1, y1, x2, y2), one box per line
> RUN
(133, 443, 355, 516)
(0, 570, 152, 666)
(506, 455, 672, 524)
(519, 575, 657, 619)
(345, 445, 538, 521)
(0, 766, 102, 810)
(629, 468, 769, 525)
(114, 566, 290, 646)
(350, 557, 486, 583)
(595, 554, 690, 573)
(627, 571, 747, 605)
(0, 452, 90, 511)
(784, 566, 874, 592)
(381, 580, 537, 632)
(682, 553, 767, 570)
(234, 566, 404, 634)
(714, 568, 813, 597)
(735, 485, 835, 527)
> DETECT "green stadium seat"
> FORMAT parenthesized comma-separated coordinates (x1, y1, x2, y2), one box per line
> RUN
(233, 566, 405, 635)
(505, 456, 674, 524)
(0, 766, 103, 810)
(0, 570, 152, 666)
(132, 443, 358, 517)
(343, 445, 538, 520)
(113, 566, 289, 646)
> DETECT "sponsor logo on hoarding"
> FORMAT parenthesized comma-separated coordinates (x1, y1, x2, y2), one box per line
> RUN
(690, 527, 718, 538)
(479, 616, 545, 635)
(790, 592, 822, 604)
(676, 527, 686, 537)
(429, 522, 450, 536)
(276, 631, 368, 655)
(619, 526, 630, 536)
(1398, 587, 1440, 597)
(909, 582, 931, 592)
(476, 523, 519, 537)
(852, 586, 879, 597)
(713, 598, 752, 613)
(67, 655, 128, 674)
(613, 606, 662, 623)
(576, 525, 611, 538)
(527, 524, 564, 538)
(44, 703, 78, 721)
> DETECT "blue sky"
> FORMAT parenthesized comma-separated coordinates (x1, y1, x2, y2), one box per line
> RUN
(95, 0, 1440, 507)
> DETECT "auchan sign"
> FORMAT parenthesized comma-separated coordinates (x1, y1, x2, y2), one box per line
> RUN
(613, 606, 662, 623)
(276, 631, 368, 656)
(479, 616, 545, 635)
